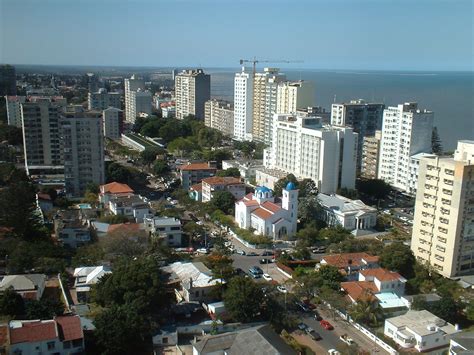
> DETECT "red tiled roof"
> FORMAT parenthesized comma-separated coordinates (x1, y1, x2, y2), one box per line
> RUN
(360, 268, 403, 282)
(0, 325, 8, 348)
(252, 207, 273, 220)
(10, 321, 57, 344)
(190, 183, 203, 191)
(261, 201, 282, 213)
(101, 182, 134, 194)
(179, 163, 216, 171)
(341, 281, 379, 302)
(22, 291, 38, 300)
(322, 253, 379, 269)
(243, 200, 259, 207)
(55, 316, 83, 341)
(107, 223, 142, 233)
(201, 176, 242, 186)
(243, 193, 253, 200)
(37, 193, 52, 201)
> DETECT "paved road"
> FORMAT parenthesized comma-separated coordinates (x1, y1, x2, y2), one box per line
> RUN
(298, 311, 341, 350)
(231, 253, 289, 284)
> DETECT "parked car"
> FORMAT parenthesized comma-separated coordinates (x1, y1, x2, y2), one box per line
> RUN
(339, 334, 354, 345)
(196, 220, 204, 225)
(320, 320, 334, 330)
(249, 266, 263, 278)
(263, 273, 272, 281)
(302, 299, 316, 309)
(307, 329, 322, 341)
(236, 250, 246, 255)
(247, 252, 258, 256)
(314, 311, 322, 321)
(261, 250, 273, 256)
(259, 258, 271, 264)
(277, 285, 288, 293)
(297, 323, 307, 331)
(234, 268, 246, 276)
(296, 302, 310, 312)
(196, 248, 209, 254)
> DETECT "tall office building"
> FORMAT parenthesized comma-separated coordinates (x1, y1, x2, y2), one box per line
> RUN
(266, 113, 358, 194)
(204, 99, 234, 137)
(102, 107, 123, 140)
(411, 141, 474, 278)
(233, 68, 254, 141)
(252, 68, 286, 144)
(85, 73, 99, 93)
(378, 102, 434, 192)
(175, 69, 211, 120)
(124, 75, 146, 123)
(5, 95, 26, 127)
(276, 80, 314, 114)
(331, 100, 385, 167)
(0, 65, 17, 96)
(88, 89, 122, 110)
(21, 98, 65, 173)
(360, 130, 382, 179)
(61, 111, 105, 197)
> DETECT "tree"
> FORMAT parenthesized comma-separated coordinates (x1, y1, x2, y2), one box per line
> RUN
(224, 276, 264, 322)
(337, 187, 359, 200)
(298, 179, 318, 198)
(318, 265, 344, 290)
(159, 121, 183, 143)
(100, 228, 148, 259)
(357, 179, 391, 201)
(86, 183, 100, 194)
(153, 160, 169, 175)
(431, 126, 443, 155)
(233, 141, 256, 159)
(140, 147, 164, 166)
(296, 224, 320, 248)
(216, 167, 240, 178)
(273, 174, 298, 197)
(208, 191, 235, 215)
(25, 299, 64, 320)
(379, 242, 415, 278)
(106, 162, 131, 183)
(298, 196, 324, 226)
(197, 127, 223, 148)
(202, 149, 232, 168)
(0, 287, 25, 317)
(167, 137, 194, 157)
(140, 118, 164, 137)
(466, 299, 474, 321)
(349, 296, 383, 327)
(319, 227, 351, 245)
(426, 296, 462, 324)
(0, 124, 23, 145)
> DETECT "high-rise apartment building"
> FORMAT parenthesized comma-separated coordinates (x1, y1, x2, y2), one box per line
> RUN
(102, 107, 123, 140)
(124, 75, 147, 123)
(175, 69, 211, 120)
(233, 69, 254, 141)
(204, 99, 234, 137)
(378, 102, 434, 193)
(331, 100, 385, 167)
(5, 95, 26, 127)
(411, 141, 474, 278)
(84, 73, 99, 93)
(88, 89, 122, 110)
(266, 113, 358, 194)
(361, 130, 382, 179)
(21, 98, 65, 172)
(61, 111, 105, 197)
(276, 80, 314, 114)
(0, 65, 17, 96)
(252, 68, 286, 144)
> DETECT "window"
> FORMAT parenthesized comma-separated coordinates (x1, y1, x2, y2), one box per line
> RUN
(63, 341, 71, 349)
(47, 341, 55, 350)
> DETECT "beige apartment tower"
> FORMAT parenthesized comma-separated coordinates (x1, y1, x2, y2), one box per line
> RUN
(361, 130, 382, 179)
(175, 69, 211, 120)
(204, 99, 234, 137)
(411, 141, 474, 278)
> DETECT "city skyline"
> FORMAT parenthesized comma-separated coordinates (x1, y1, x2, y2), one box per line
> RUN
(1, 0, 472, 71)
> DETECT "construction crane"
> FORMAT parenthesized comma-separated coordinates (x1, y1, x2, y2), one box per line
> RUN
(239, 57, 303, 76)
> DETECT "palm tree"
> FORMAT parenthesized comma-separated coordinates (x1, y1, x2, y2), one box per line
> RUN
(349, 293, 384, 327)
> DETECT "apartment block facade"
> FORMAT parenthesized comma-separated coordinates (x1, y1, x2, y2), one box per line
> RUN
(204, 99, 234, 136)
(102, 107, 123, 140)
(361, 130, 382, 179)
(411, 141, 474, 278)
(276, 80, 314, 114)
(233, 69, 254, 141)
(5, 95, 26, 127)
(175, 69, 211, 120)
(124, 75, 146, 123)
(88, 89, 122, 110)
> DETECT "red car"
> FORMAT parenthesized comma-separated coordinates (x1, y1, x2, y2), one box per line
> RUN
(320, 320, 334, 330)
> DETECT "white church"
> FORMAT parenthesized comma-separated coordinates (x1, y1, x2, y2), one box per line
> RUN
(234, 183, 298, 240)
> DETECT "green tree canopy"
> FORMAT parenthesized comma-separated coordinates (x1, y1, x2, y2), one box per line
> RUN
(298, 179, 318, 198)
(349, 296, 384, 327)
(216, 167, 241, 178)
(208, 191, 236, 215)
(0, 287, 25, 317)
(153, 160, 169, 175)
(356, 179, 391, 201)
(159, 121, 184, 143)
(273, 174, 298, 197)
(167, 137, 195, 157)
(319, 227, 351, 245)
(379, 242, 415, 278)
(106, 162, 131, 183)
(140, 147, 165, 165)
(0, 124, 23, 145)
(224, 276, 264, 322)
(25, 299, 64, 320)
(202, 149, 232, 168)
(298, 195, 324, 226)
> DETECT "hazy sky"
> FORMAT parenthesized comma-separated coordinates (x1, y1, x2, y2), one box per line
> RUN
(1, 0, 472, 70)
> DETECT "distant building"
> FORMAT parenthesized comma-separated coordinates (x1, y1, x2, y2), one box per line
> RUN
(378, 102, 434, 193)
(384, 310, 459, 352)
(144, 215, 182, 247)
(0, 64, 16, 95)
(411, 140, 474, 278)
(361, 130, 382, 179)
(99, 182, 134, 204)
(178, 162, 217, 190)
(88, 88, 122, 110)
(222, 159, 264, 184)
(317, 193, 377, 233)
(124, 75, 146, 123)
(175, 69, 210, 120)
(85, 72, 99, 92)
(255, 167, 288, 190)
(276, 80, 314, 114)
(108, 194, 151, 223)
(0, 274, 46, 301)
(102, 107, 123, 140)
(233, 68, 254, 141)
(73, 266, 111, 302)
(320, 252, 379, 278)
(5, 95, 25, 127)
(204, 99, 234, 136)
(201, 176, 246, 202)
(53, 210, 91, 248)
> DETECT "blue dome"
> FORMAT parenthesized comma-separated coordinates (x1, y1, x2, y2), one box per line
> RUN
(285, 182, 296, 191)
(255, 186, 271, 193)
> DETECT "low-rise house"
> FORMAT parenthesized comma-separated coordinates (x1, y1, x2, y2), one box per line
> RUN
(222, 159, 264, 183)
(401, 294, 442, 309)
(108, 194, 150, 223)
(73, 266, 112, 303)
(144, 215, 182, 247)
(255, 167, 288, 190)
(320, 252, 379, 279)
(53, 210, 91, 248)
(36, 193, 54, 213)
(4, 315, 84, 355)
(0, 274, 46, 301)
(449, 331, 474, 354)
(99, 182, 134, 205)
(178, 162, 217, 190)
(384, 310, 459, 352)
(162, 262, 224, 303)
(189, 183, 203, 202)
(192, 324, 296, 355)
(201, 176, 246, 202)
(317, 193, 377, 234)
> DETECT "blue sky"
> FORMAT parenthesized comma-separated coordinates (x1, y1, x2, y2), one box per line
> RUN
(1, 0, 472, 70)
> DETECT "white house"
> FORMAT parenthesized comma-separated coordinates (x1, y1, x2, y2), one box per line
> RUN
(235, 183, 298, 240)
(108, 194, 151, 223)
(73, 266, 112, 302)
(317, 193, 377, 234)
(384, 310, 459, 352)
(99, 182, 134, 205)
(201, 176, 246, 202)
(143, 215, 183, 247)
(222, 159, 264, 184)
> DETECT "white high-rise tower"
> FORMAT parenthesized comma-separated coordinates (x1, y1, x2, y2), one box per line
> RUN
(233, 68, 254, 141)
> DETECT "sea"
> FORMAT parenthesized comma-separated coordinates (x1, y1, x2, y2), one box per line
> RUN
(207, 68, 474, 151)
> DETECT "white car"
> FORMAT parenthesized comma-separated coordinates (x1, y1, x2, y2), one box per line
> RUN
(196, 248, 209, 254)
(277, 285, 288, 293)
(263, 273, 272, 281)
(196, 220, 204, 225)
(339, 335, 355, 345)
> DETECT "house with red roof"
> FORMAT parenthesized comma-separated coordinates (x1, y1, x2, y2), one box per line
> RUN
(178, 162, 217, 190)
(320, 252, 380, 279)
(234, 183, 298, 240)
(201, 176, 246, 202)
(6, 315, 84, 354)
(99, 182, 134, 204)
(189, 183, 203, 202)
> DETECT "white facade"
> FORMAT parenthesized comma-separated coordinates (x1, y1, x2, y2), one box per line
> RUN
(266, 113, 358, 194)
(102, 107, 123, 140)
(175, 69, 211, 120)
(222, 159, 264, 184)
(5, 95, 25, 127)
(124, 75, 145, 123)
(378, 103, 434, 192)
(233, 69, 254, 141)
(201, 177, 246, 202)
(411, 140, 474, 278)
(144, 215, 183, 247)
(88, 89, 122, 110)
(407, 152, 436, 196)
(108, 194, 151, 223)
(384, 310, 458, 352)
(276, 80, 314, 114)
(128, 89, 152, 122)
(235, 184, 298, 240)
(255, 167, 288, 190)
(204, 99, 234, 136)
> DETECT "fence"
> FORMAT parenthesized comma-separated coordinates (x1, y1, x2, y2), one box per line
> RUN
(57, 273, 71, 312)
